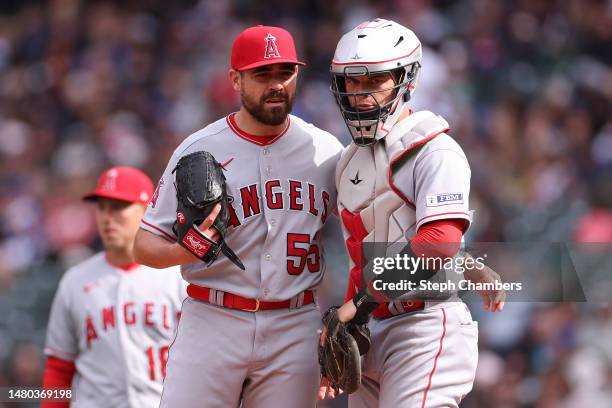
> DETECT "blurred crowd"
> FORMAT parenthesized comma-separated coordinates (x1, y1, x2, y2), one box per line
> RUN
(0, 0, 610, 406)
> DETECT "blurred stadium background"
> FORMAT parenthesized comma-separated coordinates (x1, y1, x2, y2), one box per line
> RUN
(0, 0, 610, 407)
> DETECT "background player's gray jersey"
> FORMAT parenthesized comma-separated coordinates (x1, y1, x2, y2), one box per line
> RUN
(44, 253, 186, 408)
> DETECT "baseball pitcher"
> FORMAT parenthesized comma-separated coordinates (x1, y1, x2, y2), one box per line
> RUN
(134, 26, 343, 407)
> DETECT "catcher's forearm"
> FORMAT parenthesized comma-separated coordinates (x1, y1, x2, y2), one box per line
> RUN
(134, 228, 199, 268)
(352, 289, 379, 324)
(351, 242, 447, 322)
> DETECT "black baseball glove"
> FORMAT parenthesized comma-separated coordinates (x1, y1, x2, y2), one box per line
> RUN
(172, 151, 244, 270)
(318, 307, 371, 394)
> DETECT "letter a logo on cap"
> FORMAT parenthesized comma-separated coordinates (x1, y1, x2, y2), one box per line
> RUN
(102, 168, 118, 192)
(263, 33, 281, 59)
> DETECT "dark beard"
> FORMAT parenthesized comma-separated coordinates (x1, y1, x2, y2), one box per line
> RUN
(241, 89, 295, 126)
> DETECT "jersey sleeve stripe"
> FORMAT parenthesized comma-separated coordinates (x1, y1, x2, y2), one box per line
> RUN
(43, 346, 76, 362)
(140, 220, 177, 242)
(416, 211, 471, 231)
(418, 211, 470, 223)
(416, 212, 471, 235)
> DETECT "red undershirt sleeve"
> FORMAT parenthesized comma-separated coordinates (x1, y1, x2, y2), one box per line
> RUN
(409, 218, 465, 259)
(40, 356, 75, 408)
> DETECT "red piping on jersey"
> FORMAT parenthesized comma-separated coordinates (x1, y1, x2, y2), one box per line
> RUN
(220, 157, 234, 169)
(417, 211, 471, 226)
(226, 113, 290, 146)
(332, 44, 421, 66)
(104, 253, 140, 272)
(158, 298, 187, 404)
(388, 130, 447, 208)
(141, 220, 177, 242)
(421, 308, 447, 408)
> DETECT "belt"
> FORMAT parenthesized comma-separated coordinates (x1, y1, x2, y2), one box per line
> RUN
(372, 300, 425, 320)
(187, 284, 315, 312)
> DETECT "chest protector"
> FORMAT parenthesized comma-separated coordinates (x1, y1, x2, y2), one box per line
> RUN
(336, 111, 450, 301)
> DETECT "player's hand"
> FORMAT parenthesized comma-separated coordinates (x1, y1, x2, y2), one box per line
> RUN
(463, 262, 506, 312)
(196, 203, 221, 242)
(337, 299, 357, 322)
(318, 299, 356, 347)
(318, 376, 343, 400)
(318, 301, 356, 348)
(171, 203, 222, 264)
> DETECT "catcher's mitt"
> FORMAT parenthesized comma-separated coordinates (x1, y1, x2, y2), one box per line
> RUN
(172, 151, 244, 270)
(318, 307, 371, 394)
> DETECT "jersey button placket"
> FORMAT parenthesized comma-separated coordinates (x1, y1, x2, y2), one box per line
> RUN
(260, 145, 275, 297)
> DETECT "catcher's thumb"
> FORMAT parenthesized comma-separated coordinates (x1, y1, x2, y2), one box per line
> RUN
(198, 203, 221, 230)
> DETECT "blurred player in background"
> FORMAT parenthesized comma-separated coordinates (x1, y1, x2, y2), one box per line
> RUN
(41, 167, 187, 408)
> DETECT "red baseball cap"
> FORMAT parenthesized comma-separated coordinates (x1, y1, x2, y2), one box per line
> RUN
(231, 25, 306, 71)
(83, 166, 154, 205)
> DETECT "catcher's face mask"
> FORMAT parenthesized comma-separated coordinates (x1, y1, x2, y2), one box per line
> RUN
(330, 18, 423, 145)
(330, 64, 419, 146)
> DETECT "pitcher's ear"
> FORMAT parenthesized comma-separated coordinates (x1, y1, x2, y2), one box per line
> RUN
(229, 69, 241, 92)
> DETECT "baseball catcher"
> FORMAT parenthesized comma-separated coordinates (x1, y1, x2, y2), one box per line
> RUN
(318, 18, 505, 406)
(172, 151, 244, 270)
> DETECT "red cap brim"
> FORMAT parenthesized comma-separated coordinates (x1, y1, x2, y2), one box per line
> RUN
(83, 191, 148, 204)
(236, 59, 306, 71)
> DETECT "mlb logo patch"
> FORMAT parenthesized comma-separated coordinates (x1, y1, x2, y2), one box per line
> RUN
(426, 193, 464, 207)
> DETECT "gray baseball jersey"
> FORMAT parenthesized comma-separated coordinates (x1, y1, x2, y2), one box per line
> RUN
(44, 253, 187, 408)
(141, 113, 343, 301)
(336, 109, 472, 303)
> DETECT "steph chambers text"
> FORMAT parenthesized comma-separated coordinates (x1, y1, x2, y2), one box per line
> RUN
(372, 279, 522, 292)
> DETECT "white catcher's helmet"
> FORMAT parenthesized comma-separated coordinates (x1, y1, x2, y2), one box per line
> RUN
(331, 19, 422, 145)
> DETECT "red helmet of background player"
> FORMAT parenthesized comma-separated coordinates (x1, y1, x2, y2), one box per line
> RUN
(83, 166, 154, 204)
